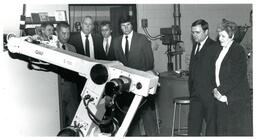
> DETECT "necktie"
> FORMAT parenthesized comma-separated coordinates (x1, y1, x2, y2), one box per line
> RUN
(195, 42, 201, 55)
(105, 38, 109, 54)
(62, 44, 66, 50)
(85, 35, 90, 57)
(125, 36, 129, 58)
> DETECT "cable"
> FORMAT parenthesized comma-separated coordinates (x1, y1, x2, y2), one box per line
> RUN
(143, 28, 160, 40)
(142, 27, 164, 40)
(114, 99, 127, 114)
(82, 93, 151, 135)
(83, 96, 114, 126)
(143, 27, 163, 39)
(82, 97, 100, 125)
(110, 117, 120, 136)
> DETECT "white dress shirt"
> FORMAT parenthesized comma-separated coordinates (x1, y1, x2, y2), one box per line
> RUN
(103, 36, 112, 53)
(215, 40, 233, 87)
(215, 40, 233, 104)
(80, 31, 95, 58)
(122, 31, 133, 54)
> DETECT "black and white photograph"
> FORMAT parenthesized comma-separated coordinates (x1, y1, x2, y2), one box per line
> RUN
(0, 0, 254, 138)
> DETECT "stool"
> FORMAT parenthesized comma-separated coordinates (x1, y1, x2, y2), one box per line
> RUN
(171, 96, 190, 136)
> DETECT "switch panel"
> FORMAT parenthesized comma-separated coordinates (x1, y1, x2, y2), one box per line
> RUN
(141, 19, 148, 28)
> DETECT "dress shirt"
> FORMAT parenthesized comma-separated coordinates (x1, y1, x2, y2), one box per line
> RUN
(80, 31, 95, 58)
(103, 36, 112, 53)
(122, 31, 133, 54)
(194, 36, 208, 55)
(215, 40, 233, 87)
(57, 41, 65, 50)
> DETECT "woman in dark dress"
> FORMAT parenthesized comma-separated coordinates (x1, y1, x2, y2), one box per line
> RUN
(213, 19, 253, 136)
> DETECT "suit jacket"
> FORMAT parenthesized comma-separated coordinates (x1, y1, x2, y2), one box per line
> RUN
(214, 42, 252, 135)
(68, 32, 105, 60)
(100, 36, 115, 61)
(188, 37, 218, 100)
(112, 32, 154, 71)
(64, 43, 76, 53)
(215, 42, 250, 104)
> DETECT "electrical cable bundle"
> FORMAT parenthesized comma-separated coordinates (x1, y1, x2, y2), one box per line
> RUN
(83, 95, 119, 135)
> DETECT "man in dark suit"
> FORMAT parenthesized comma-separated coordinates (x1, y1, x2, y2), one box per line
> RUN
(112, 17, 154, 71)
(68, 16, 105, 59)
(99, 20, 115, 60)
(112, 15, 156, 136)
(188, 19, 218, 136)
(68, 16, 106, 96)
(55, 22, 79, 128)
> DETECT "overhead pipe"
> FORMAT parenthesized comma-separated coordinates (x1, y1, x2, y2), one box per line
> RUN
(173, 4, 182, 70)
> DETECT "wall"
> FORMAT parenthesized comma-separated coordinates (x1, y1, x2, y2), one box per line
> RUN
(137, 4, 171, 73)
(137, 4, 252, 72)
(0, 4, 68, 136)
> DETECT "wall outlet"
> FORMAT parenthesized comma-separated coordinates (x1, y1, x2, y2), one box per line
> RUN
(141, 19, 148, 28)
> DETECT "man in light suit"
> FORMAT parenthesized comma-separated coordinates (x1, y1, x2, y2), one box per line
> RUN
(112, 15, 156, 136)
(188, 19, 218, 136)
(56, 22, 79, 128)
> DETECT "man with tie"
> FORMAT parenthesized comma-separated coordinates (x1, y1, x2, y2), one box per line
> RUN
(112, 16, 154, 71)
(68, 16, 105, 95)
(69, 16, 104, 59)
(100, 21, 115, 60)
(55, 21, 79, 128)
(112, 15, 156, 136)
(188, 19, 218, 136)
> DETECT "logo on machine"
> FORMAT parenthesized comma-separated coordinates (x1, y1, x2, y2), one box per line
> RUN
(35, 50, 43, 55)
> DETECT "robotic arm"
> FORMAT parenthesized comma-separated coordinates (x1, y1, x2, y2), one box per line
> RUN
(6, 35, 159, 136)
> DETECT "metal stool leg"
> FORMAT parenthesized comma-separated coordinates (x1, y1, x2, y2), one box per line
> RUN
(178, 103, 181, 135)
(171, 97, 190, 136)
(171, 102, 177, 136)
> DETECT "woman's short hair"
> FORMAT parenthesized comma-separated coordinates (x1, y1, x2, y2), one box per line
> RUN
(217, 18, 238, 38)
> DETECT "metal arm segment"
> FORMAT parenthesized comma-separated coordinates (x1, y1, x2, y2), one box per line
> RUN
(7, 36, 159, 136)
